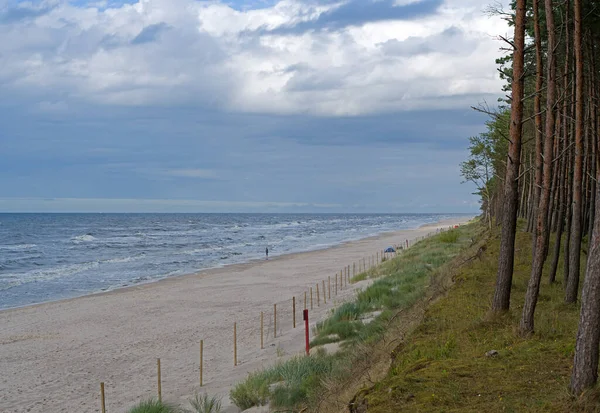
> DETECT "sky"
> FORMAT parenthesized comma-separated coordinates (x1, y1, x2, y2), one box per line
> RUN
(0, 0, 510, 213)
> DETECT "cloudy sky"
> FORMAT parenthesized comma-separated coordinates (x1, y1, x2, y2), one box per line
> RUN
(0, 0, 510, 213)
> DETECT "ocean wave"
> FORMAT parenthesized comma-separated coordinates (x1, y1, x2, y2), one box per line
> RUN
(0, 261, 101, 291)
(71, 234, 96, 243)
(102, 254, 145, 264)
(0, 213, 461, 309)
(178, 248, 212, 255)
(0, 243, 37, 251)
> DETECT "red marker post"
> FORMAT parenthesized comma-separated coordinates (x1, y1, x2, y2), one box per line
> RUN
(303, 309, 310, 355)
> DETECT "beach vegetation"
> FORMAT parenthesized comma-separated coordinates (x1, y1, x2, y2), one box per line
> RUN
(438, 229, 459, 243)
(126, 399, 181, 413)
(230, 353, 339, 410)
(186, 392, 222, 413)
(230, 223, 478, 411)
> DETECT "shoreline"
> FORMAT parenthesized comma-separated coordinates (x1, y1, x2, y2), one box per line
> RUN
(0, 215, 473, 314)
(0, 215, 473, 413)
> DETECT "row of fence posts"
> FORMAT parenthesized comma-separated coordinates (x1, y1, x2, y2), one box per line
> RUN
(97, 234, 444, 411)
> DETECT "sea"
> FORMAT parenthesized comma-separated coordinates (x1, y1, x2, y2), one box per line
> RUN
(0, 213, 466, 310)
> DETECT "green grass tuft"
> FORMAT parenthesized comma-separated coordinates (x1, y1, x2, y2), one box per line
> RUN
(438, 229, 460, 243)
(126, 399, 181, 413)
(229, 353, 340, 410)
(187, 393, 222, 413)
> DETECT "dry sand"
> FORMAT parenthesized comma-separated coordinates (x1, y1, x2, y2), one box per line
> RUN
(0, 216, 472, 413)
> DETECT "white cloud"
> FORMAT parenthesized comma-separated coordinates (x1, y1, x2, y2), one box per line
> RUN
(0, 0, 510, 115)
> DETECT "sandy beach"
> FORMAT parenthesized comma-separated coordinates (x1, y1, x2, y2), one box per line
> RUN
(0, 216, 472, 413)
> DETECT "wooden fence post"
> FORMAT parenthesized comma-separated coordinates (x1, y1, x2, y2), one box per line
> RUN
(200, 340, 204, 387)
(234, 322, 237, 366)
(260, 312, 264, 349)
(316, 283, 320, 306)
(157, 358, 162, 403)
(274, 304, 277, 338)
(322, 280, 326, 304)
(100, 382, 106, 413)
(328, 276, 331, 299)
(293, 297, 296, 328)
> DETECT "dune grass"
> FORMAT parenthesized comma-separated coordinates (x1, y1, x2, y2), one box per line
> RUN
(126, 394, 222, 413)
(126, 399, 181, 413)
(187, 392, 223, 413)
(230, 224, 478, 411)
(351, 223, 598, 413)
(230, 352, 342, 410)
(311, 225, 475, 348)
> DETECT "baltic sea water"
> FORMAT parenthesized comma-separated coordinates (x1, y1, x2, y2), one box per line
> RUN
(0, 213, 467, 309)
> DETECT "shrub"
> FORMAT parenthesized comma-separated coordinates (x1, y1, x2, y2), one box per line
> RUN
(127, 399, 180, 413)
(229, 354, 337, 411)
(186, 392, 222, 413)
(439, 230, 460, 243)
(230, 371, 271, 410)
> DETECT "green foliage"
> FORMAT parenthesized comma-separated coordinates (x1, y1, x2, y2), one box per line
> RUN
(438, 230, 460, 243)
(187, 393, 222, 413)
(127, 400, 181, 413)
(230, 371, 273, 410)
(229, 353, 339, 410)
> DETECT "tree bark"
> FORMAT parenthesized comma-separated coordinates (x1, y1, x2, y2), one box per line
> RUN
(570, 174, 600, 395)
(492, 0, 528, 312)
(549, 135, 567, 284)
(519, 0, 557, 335)
(566, 0, 584, 303)
(532, 0, 544, 238)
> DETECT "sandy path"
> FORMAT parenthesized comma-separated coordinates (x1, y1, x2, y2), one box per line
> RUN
(0, 217, 471, 413)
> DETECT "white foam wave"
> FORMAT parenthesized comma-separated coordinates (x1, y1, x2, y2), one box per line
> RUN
(0, 244, 37, 251)
(179, 248, 212, 255)
(71, 234, 96, 243)
(0, 261, 101, 291)
(102, 255, 144, 264)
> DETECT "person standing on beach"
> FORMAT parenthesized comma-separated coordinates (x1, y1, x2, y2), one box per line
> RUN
(265, 247, 269, 260)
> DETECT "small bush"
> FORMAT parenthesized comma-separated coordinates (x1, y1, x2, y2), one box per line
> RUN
(127, 399, 181, 413)
(351, 272, 368, 282)
(230, 371, 272, 410)
(439, 230, 460, 243)
(229, 354, 338, 410)
(187, 393, 222, 413)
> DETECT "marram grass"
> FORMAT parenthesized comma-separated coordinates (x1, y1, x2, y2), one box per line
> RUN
(230, 224, 477, 411)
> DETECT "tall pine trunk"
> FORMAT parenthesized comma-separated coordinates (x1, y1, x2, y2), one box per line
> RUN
(549, 132, 568, 284)
(492, 0, 528, 311)
(570, 164, 600, 395)
(519, 0, 557, 335)
(531, 0, 544, 239)
(566, 0, 584, 303)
